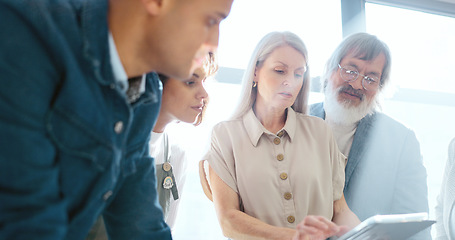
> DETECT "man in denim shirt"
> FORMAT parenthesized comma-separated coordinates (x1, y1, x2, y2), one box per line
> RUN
(0, 0, 233, 239)
(310, 33, 431, 239)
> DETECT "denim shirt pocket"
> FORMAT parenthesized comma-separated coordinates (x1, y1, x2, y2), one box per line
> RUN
(46, 107, 114, 172)
(45, 104, 122, 228)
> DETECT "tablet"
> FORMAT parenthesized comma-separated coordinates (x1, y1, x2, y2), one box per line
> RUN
(336, 212, 435, 240)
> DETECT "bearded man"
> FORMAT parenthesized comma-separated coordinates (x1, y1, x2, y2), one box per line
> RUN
(310, 33, 431, 239)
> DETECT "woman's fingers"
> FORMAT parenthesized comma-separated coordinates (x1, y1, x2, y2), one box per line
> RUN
(298, 215, 339, 232)
(293, 215, 343, 240)
(336, 225, 351, 237)
(300, 225, 321, 235)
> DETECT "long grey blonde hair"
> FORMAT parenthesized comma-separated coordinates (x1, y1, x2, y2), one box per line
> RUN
(230, 31, 310, 120)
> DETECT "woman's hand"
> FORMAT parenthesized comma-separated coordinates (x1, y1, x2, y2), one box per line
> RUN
(292, 215, 348, 240)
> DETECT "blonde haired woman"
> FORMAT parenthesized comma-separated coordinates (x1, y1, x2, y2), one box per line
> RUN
(203, 32, 359, 240)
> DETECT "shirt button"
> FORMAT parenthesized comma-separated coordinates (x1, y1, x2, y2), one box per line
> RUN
(110, 83, 116, 89)
(287, 215, 295, 223)
(280, 172, 288, 180)
(276, 154, 284, 161)
(103, 190, 113, 201)
(114, 121, 124, 134)
(284, 192, 292, 200)
(273, 137, 281, 145)
(277, 131, 284, 137)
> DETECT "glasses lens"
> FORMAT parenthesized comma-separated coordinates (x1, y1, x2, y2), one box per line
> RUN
(339, 66, 358, 82)
(362, 76, 380, 91)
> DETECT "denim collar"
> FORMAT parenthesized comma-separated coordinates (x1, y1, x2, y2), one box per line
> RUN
(80, 0, 115, 86)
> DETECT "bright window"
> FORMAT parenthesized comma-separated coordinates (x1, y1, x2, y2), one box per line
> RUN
(365, 3, 455, 237)
(217, 0, 343, 77)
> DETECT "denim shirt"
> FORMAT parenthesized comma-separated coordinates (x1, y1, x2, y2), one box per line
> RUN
(0, 0, 172, 239)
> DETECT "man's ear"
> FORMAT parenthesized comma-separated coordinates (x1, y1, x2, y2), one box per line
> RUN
(141, 0, 165, 15)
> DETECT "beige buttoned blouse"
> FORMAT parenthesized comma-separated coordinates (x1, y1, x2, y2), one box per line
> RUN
(205, 108, 346, 228)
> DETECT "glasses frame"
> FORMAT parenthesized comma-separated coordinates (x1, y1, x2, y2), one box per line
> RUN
(337, 64, 381, 91)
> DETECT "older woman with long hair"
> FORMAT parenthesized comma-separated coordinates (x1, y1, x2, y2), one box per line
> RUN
(203, 32, 360, 240)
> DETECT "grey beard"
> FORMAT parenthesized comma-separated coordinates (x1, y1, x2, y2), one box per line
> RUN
(324, 82, 376, 126)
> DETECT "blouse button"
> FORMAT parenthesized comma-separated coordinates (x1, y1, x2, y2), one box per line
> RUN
(280, 172, 288, 180)
(276, 154, 284, 161)
(287, 215, 295, 223)
(284, 192, 292, 200)
(114, 121, 124, 134)
(273, 137, 281, 145)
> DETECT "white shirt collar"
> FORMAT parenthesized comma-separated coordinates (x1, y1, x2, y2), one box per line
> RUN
(108, 32, 128, 93)
(108, 33, 146, 97)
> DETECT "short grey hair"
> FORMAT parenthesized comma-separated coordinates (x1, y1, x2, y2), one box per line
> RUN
(321, 32, 391, 92)
(230, 31, 310, 120)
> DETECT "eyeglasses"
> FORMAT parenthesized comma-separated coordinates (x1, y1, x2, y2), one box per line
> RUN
(337, 64, 381, 91)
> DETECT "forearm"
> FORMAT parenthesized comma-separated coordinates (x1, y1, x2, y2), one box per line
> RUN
(208, 159, 295, 240)
(331, 209, 359, 230)
(332, 196, 360, 230)
(218, 209, 296, 240)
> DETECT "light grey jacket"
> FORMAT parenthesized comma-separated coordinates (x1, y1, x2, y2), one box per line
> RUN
(310, 102, 431, 240)
(435, 138, 455, 240)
